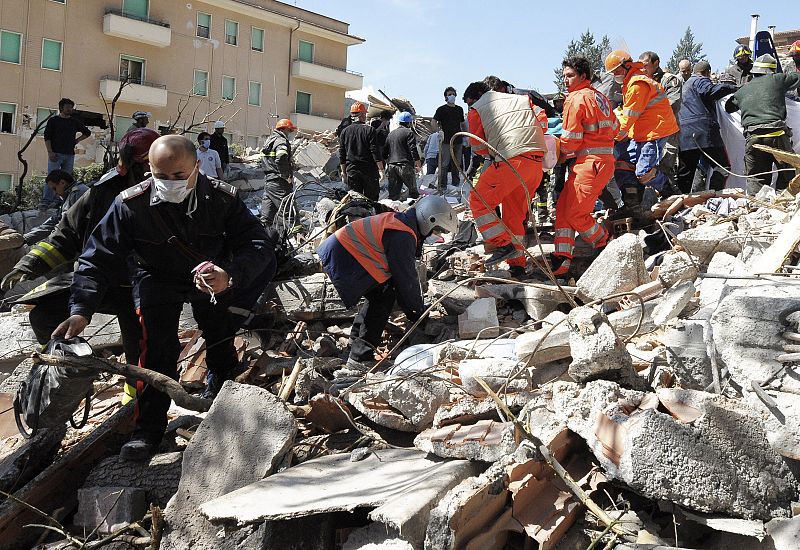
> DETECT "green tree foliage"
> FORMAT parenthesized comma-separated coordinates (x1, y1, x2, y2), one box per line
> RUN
(666, 27, 706, 73)
(553, 30, 611, 92)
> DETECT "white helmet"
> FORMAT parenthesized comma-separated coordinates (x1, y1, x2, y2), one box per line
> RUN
(415, 195, 458, 236)
(213, 120, 226, 129)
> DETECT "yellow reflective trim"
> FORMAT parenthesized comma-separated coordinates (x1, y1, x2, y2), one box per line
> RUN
(36, 241, 68, 266)
(121, 382, 137, 405)
(755, 130, 786, 138)
(30, 247, 59, 269)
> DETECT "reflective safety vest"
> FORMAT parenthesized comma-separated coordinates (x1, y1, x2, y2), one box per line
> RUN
(560, 80, 618, 157)
(470, 91, 546, 160)
(617, 65, 679, 142)
(334, 212, 417, 283)
(533, 105, 549, 131)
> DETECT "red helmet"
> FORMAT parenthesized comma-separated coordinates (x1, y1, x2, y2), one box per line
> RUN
(275, 118, 297, 131)
(790, 40, 800, 55)
(350, 101, 367, 114)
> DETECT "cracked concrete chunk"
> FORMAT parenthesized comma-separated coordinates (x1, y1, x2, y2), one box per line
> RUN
(457, 358, 531, 396)
(414, 420, 517, 462)
(657, 251, 698, 287)
(161, 382, 297, 550)
(554, 381, 800, 520)
(576, 233, 648, 302)
(566, 307, 639, 388)
(458, 298, 499, 339)
(678, 221, 741, 260)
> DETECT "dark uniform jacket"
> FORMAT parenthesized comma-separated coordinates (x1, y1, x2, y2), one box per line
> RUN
(723, 62, 753, 88)
(726, 73, 800, 134)
(679, 75, 736, 151)
(262, 130, 292, 182)
(15, 168, 133, 283)
(383, 126, 420, 165)
(339, 122, 382, 171)
(317, 209, 424, 321)
(209, 132, 230, 166)
(70, 174, 273, 318)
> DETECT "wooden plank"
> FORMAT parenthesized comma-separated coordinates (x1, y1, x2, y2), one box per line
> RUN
(758, 207, 800, 273)
(0, 404, 133, 550)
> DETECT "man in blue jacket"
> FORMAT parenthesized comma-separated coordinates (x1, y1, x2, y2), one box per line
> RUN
(54, 135, 276, 460)
(676, 61, 737, 193)
(318, 195, 457, 366)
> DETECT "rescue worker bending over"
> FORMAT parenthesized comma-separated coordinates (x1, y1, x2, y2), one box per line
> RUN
(551, 56, 619, 277)
(605, 50, 679, 223)
(23, 170, 88, 245)
(53, 135, 276, 461)
(463, 81, 546, 277)
(318, 195, 457, 367)
(260, 118, 297, 226)
(2, 129, 160, 382)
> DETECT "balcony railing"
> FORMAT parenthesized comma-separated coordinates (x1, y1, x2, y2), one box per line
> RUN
(104, 7, 170, 28)
(101, 75, 166, 89)
(293, 59, 362, 77)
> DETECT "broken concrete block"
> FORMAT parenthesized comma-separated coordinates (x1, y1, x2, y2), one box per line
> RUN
(744, 389, 800, 461)
(696, 252, 749, 313)
(657, 251, 698, 288)
(475, 283, 574, 321)
(566, 306, 639, 387)
(161, 382, 297, 550)
(374, 374, 450, 430)
(576, 233, 648, 302)
(74, 487, 146, 535)
(433, 391, 537, 428)
(651, 279, 695, 325)
(765, 516, 800, 550)
(458, 298, 499, 339)
(677, 221, 741, 260)
(199, 449, 471, 528)
(83, 452, 182, 508)
(414, 420, 517, 462)
(457, 358, 531, 396)
(342, 523, 414, 550)
(272, 273, 358, 321)
(664, 320, 713, 390)
(710, 282, 800, 394)
(554, 381, 800, 520)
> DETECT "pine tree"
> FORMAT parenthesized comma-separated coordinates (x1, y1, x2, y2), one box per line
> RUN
(553, 30, 611, 92)
(666, 27, 706, 73)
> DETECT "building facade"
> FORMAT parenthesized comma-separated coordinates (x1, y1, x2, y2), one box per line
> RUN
(0, 0, 364, 189)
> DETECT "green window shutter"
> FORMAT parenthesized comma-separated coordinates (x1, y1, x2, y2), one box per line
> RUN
(122, 0, 149, 19)
(0, 31, 21, 64)
(248, 82, 261, 106)
(251, 27, 264, 51)
(114, 117, 134, 142)
(42, 39, 62, 70)
(225, 21, 238, 45)
(298, 41, 313, 63)
(193, 70, 208, 96)
(295, 91, 311, 115)
(222, 76, 235, 100)
(36, 108, 55, 135)
(0, 174, 12, 192)
(197, 13, 211, 38)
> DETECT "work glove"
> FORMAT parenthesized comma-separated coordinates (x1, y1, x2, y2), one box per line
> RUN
(1, 269, 28, 290)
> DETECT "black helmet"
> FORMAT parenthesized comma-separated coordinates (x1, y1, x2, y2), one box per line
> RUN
(734, 44, 752, 60)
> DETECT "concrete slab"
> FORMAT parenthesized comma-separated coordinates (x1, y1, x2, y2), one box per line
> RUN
(458, 298, 499, 339)
(161, 382, 297, 550)
(576, 233, 648, 302)
(199, 449, 468, 526)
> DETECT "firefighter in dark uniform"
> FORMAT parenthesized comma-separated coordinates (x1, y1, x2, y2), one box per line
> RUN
(318, 195, 457, 367)
(54, 135, 276, 460)
(338, 101, 384, 201)
(260, 118, 296, 226)
(2, 129, 160, 401)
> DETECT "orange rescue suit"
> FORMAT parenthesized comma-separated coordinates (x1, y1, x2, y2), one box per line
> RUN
(334, 212, 417, 283)
(616, 63, 679, 142)
(554, 81, 617, 260)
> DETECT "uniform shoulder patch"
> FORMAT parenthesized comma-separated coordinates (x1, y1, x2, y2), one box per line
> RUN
(211, 179, 237, 197)
(94, 167, 119, 187)
(120, 181, 151, 201)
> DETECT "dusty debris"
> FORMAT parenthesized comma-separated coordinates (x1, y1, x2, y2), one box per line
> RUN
(458, 297, 499, 339)
(576, 233, 648, 301)
(74, 486, 147, 535)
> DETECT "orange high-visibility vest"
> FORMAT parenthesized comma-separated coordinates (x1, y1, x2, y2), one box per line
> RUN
(334, 212, 417, 283)
(560, 80, 618, 157)
(534, 105, 549, 131)
(617, 65, 679, 142)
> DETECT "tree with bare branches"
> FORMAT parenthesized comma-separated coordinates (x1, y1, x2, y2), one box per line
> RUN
(98, 75, 132, 171)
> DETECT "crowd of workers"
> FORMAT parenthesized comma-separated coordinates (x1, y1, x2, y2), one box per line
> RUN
(0, 40, 799, 463)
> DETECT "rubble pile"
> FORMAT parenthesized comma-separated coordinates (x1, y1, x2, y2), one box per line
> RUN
(3, 140, 800, 550)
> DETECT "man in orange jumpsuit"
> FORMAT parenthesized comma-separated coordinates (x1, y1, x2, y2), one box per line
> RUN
(550, 56, 620, 277)
(464, 81, 546, 277)
(605, 50, 679, 223)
